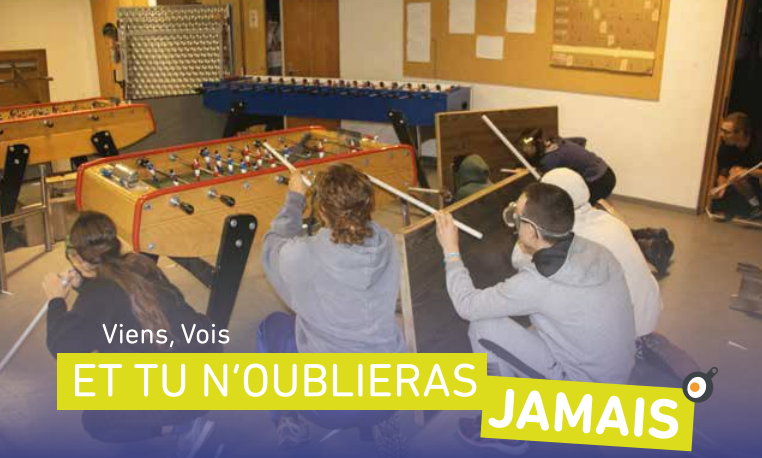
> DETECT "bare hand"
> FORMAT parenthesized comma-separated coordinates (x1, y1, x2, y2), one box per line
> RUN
(289, 170, 308, 195)
(434, 211, 460, 255)
(42, 272, 73, 302)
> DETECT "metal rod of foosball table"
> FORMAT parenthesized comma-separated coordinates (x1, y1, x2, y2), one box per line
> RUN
(481, 115, 541, 180)
(262, 142, 313, 187)
(263, 142, 484, 240)
(169, 154, 216, 176)
(0, 301, 48, 376)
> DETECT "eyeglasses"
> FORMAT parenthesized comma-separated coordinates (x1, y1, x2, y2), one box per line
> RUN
(503, 201, 536, 231)
(502, 201, 571, 238)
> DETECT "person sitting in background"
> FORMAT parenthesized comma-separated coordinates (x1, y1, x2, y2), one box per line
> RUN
(454, 154, 493, 201)
(43, 212, 220, 458)
(260, 164, 406, 451)
(512, 168, 662, 340)
(519, 128, 616, 204)
(711, 112, 762, 220)
(434, 183, 636, 453)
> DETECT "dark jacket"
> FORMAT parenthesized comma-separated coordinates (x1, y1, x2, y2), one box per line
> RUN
(47, 274, 220, 356)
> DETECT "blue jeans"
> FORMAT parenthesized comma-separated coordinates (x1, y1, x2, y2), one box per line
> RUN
(256, 312, 392, 428)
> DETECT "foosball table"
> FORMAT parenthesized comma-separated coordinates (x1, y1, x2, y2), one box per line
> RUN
(76, 126, 418, 326)
(0, 97, 155, 291)
(201, 77, 471, 127)
(0, 97, 155, 165)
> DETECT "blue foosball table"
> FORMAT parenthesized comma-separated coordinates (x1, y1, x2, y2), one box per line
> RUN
(200, 76, 471, 127)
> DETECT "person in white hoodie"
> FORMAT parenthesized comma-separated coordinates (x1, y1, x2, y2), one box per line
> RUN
(512, 168, 663, 338)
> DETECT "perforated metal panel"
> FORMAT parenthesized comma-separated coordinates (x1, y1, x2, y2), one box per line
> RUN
(118, 5, 233, 100)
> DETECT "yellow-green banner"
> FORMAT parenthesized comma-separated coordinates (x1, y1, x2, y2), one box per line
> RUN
(480, 376, 694, 451)
(57, 353, 486, 411)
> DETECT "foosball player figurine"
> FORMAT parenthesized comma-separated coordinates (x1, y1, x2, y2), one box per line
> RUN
(214, 151, 223, 171)
(193, 158, 201, 181)
(316, 140, 326, 159)
(201, 147, 212, 169)
(146, 161, 159, 183)
(169, 169, 180, 186)
(227, 154, 235, 175)
(239, 158, 248, 174)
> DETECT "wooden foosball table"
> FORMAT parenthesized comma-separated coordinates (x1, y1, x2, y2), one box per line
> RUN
(76, 126, 418, 325)
(0, 97, 155, 291)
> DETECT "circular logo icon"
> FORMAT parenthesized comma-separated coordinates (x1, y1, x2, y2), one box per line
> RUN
(682, 367, 717, 403)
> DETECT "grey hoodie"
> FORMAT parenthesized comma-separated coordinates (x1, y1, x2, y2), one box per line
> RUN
(446, 235, 636, 384)
(262, 192, 407, 354)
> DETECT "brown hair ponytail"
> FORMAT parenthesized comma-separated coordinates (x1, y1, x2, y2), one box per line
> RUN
(68, 212, 177, 347)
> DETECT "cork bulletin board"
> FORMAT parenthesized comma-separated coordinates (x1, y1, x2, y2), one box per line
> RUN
(551, 0, 663, 75)
(403, 0, 670, 101)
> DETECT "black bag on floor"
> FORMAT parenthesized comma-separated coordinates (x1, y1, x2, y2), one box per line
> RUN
(631, 228, 674, 276)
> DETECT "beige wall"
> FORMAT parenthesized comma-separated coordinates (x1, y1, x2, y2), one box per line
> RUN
(339, 0, 728, 210)
(0, 0, 101, 101)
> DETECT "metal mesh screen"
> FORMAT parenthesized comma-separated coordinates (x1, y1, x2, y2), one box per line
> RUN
(118, 5, 233, 100)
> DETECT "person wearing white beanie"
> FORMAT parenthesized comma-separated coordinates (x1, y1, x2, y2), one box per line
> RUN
(513, 168, 662, 337)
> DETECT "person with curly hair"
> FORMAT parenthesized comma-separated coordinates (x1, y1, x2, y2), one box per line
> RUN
(260, 163, 406, 451)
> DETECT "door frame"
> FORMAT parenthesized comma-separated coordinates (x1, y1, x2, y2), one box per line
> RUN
(698, 0, 746, 212)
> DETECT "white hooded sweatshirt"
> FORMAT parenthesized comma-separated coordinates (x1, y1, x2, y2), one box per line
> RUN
(513, 168, 663, 336)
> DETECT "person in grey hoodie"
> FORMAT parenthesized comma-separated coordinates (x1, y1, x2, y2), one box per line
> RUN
(435, 182, 636, 453)
(436, 182, 635, 383)
(259, 163, 406, 449)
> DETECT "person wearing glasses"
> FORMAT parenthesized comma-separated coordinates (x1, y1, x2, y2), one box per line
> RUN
(711, 112, 762, 220)
(512, 168, 662, 341)
(434, 183, 636, 453)
(42, 212, 219, 458)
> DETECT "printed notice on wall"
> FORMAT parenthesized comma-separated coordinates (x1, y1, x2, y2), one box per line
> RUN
(506, 0, 537, 34)
(449, 0, 476, 34)
(476, 35, 504, 60)
(407, 2, 431, 63)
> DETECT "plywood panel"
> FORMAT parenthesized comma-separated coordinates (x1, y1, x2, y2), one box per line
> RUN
(436, 106, 558, 195)
(399, 172, 533, 353)
(403, 0, 670, 100)
(0, 50, 50, 106)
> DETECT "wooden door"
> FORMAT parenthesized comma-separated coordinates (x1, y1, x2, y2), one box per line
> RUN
(698, 0, 746, 212)
(282, 0, 340, 129)
(0, 50, 51, 107)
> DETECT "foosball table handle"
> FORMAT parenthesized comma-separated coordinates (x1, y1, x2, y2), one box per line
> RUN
(170, 196, 195, 215)
(220, 195, 236, 207)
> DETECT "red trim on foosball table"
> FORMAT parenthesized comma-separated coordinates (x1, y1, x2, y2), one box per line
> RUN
(129, 147, 417, 253)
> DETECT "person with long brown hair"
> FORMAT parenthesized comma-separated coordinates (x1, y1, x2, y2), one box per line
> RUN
(260, 164, 406, 453)
(42, 211, 220, 458)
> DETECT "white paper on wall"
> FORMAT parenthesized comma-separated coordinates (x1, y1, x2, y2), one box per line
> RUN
(476, 35, 504, 60)
(407, 2, 432, 63)
(449, 0, 476, 34)
(506, 0, 537, 34)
